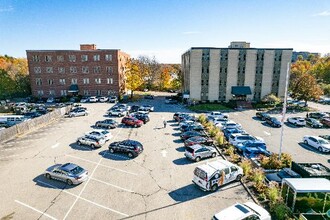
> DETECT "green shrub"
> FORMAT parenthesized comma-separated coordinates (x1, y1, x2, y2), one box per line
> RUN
(198, 114, 207, 125)
(208, 126, 219, 137)
(224, 145, 235, 157)
(250, 168, 265, 184)
(239, 159, 253, 177)
(215, 134, 225, 146)
(269, 201, 293, 220)
(267, 182, 280, 205)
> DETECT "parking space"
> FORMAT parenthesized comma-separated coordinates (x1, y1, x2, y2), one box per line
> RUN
(0, 96, 252, 220)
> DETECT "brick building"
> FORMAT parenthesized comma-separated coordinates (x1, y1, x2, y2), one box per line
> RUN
(26, 44, 130, 98)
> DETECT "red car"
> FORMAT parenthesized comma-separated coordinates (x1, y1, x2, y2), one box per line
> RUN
(121, 116, 143, 127)
(320, 118, 330, 127)
(184, 136, 214, 147)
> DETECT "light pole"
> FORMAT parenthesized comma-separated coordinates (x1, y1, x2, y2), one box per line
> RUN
(279, 62, 291, 160)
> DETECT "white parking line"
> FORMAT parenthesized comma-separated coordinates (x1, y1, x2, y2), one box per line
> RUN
(51, 143, 60, 149)
(0, 146, 31, 151)
(15, 200, 58, 220)
(36, 180, 128, 217)
(90, 177, 134, 192)
(263, 131, 271, 136)
(66, 154, 138, 176)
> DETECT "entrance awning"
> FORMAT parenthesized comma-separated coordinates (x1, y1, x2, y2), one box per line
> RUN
(231, 86, 252, 95)
(68, 84, 79, 92)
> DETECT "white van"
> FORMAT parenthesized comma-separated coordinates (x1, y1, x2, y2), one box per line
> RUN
(0, 115, 28, 126)
(192, 160, 243, 191)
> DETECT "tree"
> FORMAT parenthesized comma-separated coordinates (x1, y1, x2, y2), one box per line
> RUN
(125, 59, 143, 98)
(290, 73, 323, 104)
(262, 93, 281, 104)
(158, 66, 172, 90)
(0, 69, 16, 99)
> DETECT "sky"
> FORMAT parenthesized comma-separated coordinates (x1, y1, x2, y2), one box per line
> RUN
(0, 0, 329, 63)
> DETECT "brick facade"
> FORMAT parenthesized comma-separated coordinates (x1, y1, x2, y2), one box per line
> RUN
(26, 45, 130, 98)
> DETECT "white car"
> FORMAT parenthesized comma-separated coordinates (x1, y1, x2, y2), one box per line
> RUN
(287, 116, 306, 126)
(220, 121, 242, 130)
(68, 109, 89, 117)
(89, 96, 98, 103)
(108, 96, 117, 103)
(303, 135, 330, 153)
(212, 202, 271, 220)
(207, 111, 229, 119)
(86, 129, 112, 141)
(209, 117, 228, 125)
(229, 133, 264, 146)
(108, 108, 127, 117)
(98, 96, 108, 102)
(80, 97, 89, 103)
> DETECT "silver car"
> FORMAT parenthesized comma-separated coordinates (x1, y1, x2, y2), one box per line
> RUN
(68, 109, 89, 117)
(184, 144, 217, 162)
(77, 135, 105, 148)
(44, 163, 88, 185)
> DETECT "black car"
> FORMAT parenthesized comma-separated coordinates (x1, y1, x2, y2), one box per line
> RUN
(108, 140, 143, 158)
(265, 117, 281, 127)
(130, 105, 140, 113)
(144, 95, 154, 99)
(95, 119, 118, 129)
(256, 112, 270, 120)
(265, 168, 301, 185)
(306, 118, 323, 128)
(24, 111, 42, 118)
(180, 123, 204, 132)
(308, 112, 329, 119)
(180, 131, 206, 140)
(130, 112, 150, 124)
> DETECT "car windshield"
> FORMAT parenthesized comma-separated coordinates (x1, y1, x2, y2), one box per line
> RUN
(101, 131, 109, 135)
(69, 166, 84, 175)
(278, 170, 292, 178)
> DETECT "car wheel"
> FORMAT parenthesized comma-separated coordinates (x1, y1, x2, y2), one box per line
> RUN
(109, 148, 115, 153)
(77, 141, 82, 145)
(134, 124, 137, 128)
(211, 184, 218, 192)
(108, 125, 111, 129)
(211, 153, 216, 158)
(66, 179, 73, 185)
(236, 174, 242, 181)
(128, 152, 134, 158)
(84, 113, 87, 116)
(195, 156, 201, 162)
(304, 140, 308, 145)
(90, 144, 95, 149)
(318, 147, 323, 152)
(45, 173, 51, 179)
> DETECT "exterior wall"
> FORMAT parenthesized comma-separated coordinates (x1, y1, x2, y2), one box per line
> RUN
(26, 48, 130, 98)
(208, 49, 220, 101)
(261, 50, 275, 99)
(245, 50, 257, 100)
(278, 50, 293, 99)
(189, 49, 202, 101)
(225, 49, 239, 101)
(182, 51, 191, 94)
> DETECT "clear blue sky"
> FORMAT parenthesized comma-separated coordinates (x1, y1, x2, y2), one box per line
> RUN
(0, 0, 329, 63)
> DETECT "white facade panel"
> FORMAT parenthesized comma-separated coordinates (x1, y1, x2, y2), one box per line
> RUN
(208, 49, 220, 101)
(189, 49, 202, 100)
(226, 49, 239, 101)
(278, 50, 293, 99)
(245, 50, 257, 101)
(261, 50, 275, 99)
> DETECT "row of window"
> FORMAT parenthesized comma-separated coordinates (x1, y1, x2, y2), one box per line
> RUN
(34, 66, 113, 74)
(36, 90, 114, 96)
(35, 78, 113, 86)
(32, 54, 113, 62)
(201, 54, 283, 62)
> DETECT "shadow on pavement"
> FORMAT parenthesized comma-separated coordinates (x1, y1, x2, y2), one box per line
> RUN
(168, 184, 208, 202)
(172, 157, 194, 166)
(175, 146, 186, 152)
(69, 143, 93, 151)
(99, 150, 131, 161)
(33, 173, 76, 189)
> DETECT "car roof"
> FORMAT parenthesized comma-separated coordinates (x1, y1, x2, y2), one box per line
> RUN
(59, 163, 78, 171)
(214, 203, 252, 219)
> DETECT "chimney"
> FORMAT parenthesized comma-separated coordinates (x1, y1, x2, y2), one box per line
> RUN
(80, 44, 97, 50)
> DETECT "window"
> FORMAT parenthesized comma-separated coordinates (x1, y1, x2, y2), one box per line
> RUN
(106, 66, 113, 73)
(59, 79, 66, 85)
(46, 67, 53, 73)
(81, 55, 88, 62)
(83, 90, 89, 95)
(70, 66, 77, 73)
(34, 67, 41, 73)
(60, 90, 67, 96)
(105, 54, 112, 61)
(49, 90, 55, 96)
(71, 78, 77, 84)
(96, 90, 101, 95)
(69, 55, 76, 62)
(107, 78, 113, 84)
(32, 55, 40, 62)
(93, 54, 100, 61)
(48, 79, 54, 85)
(82, 66, 89, 73)
(45, 55, 52, 62)
(94, 66, 101, 73)
(36, 78, 42, 85)
(95, 78, 101, 84)
(83, 78, 90, 84)
(57, 55, 64, 62)
(37, 90, 44, 96)
(58, 67, 65, 73)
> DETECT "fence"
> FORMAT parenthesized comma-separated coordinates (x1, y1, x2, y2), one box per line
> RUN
(0, 106, 71, 143)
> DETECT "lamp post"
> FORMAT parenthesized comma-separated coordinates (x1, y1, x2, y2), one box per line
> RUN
(279, 62, 290, 160)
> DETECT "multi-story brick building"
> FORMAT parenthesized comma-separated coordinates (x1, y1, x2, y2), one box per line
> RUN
(26, 44, 130, 98)
(181, 42, 293, 102)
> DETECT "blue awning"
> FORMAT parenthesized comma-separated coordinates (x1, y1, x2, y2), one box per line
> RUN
(68, 84, 79, 92)
(231, 86, 252, 95)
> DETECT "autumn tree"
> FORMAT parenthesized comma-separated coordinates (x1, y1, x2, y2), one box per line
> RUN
(262, 93, 281, 105)
(158, 65, 172, 90)
(125, 59, 143, 98)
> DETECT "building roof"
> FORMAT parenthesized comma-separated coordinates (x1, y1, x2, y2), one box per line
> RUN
(282, 178, 330, 193)
(189, 47, 293, 50)
(68, 84, 79, 92)
(231, 86, 252, 95)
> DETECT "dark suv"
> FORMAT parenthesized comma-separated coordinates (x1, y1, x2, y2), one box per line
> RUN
(130, 112, 150, 124)
(108, 140, 143, 158)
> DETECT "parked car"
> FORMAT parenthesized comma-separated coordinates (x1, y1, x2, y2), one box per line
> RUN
(308, 112, 329, 119)
(68, 109, 89, 117)
(306, 118, 323, 128)
(144, 94, 154, 99)
(256, 112, 271, 121)
(184, 144, 217, 162)
(121, 116, 143, 127)
(165, 99, 178, 104)
(207, 111, 229, 119)
(303, 135, 330, 153)
(108, 108, 127, 117)
(184, 136, 214, 147)
(229, 133, 264, 146)
(287, 116, 306, 126)
(95, 119, 118, 129)
(220, 121, 242, 130)
(44, 163, 88, 185)
(24, 111, 42, 119)
(223, 128, 246, 141)
(319, 135, 330, 141)
(80, 97, 89, 103)
(89, 96, 98, 103)
(76, 135, 105, 148)
(235, 140, 267, 153)
(139, 105, 154, 112)
(180, 123, 204, 132)
(209, 117, 228, 125)
(242, 147, 271, 159)
(265, 117, 281, 127)
(108, 140, 143, 158)
(265, 168, 301, 185)
(180, 130, 206, 140)
(179, 120, 195, 129)
(212, 202, 271, 220)
(98, 96, 108, 102)
(108, 96, 117, 103)
(130, 105, 140, 113)
(86, 129, 112, 141)
(130, 112, 150, 124)
(320, 118, 330, 127)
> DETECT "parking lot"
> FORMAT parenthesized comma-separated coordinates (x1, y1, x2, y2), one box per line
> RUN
(0, 95, 252, 220)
